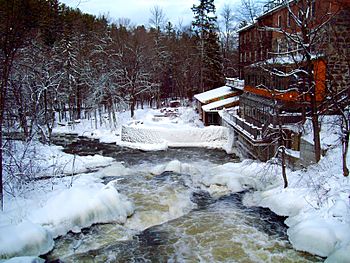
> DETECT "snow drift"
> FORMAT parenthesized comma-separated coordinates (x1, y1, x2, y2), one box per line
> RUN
(29, 182, 134, 238)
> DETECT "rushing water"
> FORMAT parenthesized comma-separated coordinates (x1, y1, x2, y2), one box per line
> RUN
(46, 135, 322, 262)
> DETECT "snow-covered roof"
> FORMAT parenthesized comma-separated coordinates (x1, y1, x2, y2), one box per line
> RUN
(226, 78, 245, 91)
(259, 0, 294, 19)
(194, 86, 234, 103)
(237, 22, 255, 33)
(249, 53, 323, 68)
(202, 97, 239, 112)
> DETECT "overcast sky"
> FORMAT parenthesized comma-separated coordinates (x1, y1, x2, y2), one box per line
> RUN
(60, 0, 240, 27)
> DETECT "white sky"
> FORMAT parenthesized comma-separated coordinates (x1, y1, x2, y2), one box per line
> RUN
(60, 0, 240, 27)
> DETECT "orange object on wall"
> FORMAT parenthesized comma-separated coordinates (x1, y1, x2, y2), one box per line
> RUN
(244, 59, 326, 103)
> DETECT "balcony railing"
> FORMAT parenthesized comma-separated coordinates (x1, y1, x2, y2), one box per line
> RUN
(222, 110, 264, 141)
(222, 109, 303, 141)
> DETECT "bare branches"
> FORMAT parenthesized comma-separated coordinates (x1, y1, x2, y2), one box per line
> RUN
(149, 5, 167, 31)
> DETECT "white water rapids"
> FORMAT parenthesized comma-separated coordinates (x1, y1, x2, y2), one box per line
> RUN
(44, 139, 322, 262)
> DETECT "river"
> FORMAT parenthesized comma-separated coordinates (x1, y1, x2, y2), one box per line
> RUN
(45, 135, 322, 262)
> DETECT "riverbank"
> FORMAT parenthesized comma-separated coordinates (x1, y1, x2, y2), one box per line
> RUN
(1, 106, 349, 262)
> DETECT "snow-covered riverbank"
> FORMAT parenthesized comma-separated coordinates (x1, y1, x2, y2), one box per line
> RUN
(1, 106, 349, 262)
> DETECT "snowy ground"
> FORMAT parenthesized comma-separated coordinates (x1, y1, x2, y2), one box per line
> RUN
(1, 106, 350, 262)
(53, 106, 230, 151)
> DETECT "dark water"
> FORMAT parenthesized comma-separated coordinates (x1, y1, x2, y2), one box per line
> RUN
(46, 135, 322, 263)
(51, 134, 238, 166)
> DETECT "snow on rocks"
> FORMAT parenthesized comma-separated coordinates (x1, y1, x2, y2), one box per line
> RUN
(151, 160, 201, 176)
(287, 217, 350, 258)
(0, 180, 134, 259)
(326, 242, 350, 263)
(241, 145, 350, 261)
(0, 222, 53, 258)
(1, 257, 45, 263)
(196, 145, 350, 261)
(246, 188, 311, 217)
(29, 182, 134, 238)
(200, 162, 258, 193)
(1, 140, 134, 259)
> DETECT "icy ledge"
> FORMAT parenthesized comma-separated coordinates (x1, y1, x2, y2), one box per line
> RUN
(29, 182, 134, 238)
(0, 222, 53, 258)
(0, 182, 134, 259)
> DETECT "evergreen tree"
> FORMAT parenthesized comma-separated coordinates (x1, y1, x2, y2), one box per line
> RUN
(192, 0, 224, 91)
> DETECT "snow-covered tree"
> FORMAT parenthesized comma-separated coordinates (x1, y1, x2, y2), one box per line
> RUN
(257, 0, 341, 163)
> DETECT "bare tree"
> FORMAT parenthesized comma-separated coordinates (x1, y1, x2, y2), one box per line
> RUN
(256, 0, 342, 163)
(219, 4, 239, 76)
(149, 5, 167, 31)
(237, 0, 265, 24)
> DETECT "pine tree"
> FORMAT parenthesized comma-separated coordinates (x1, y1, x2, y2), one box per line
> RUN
(192, 0, 224, 91)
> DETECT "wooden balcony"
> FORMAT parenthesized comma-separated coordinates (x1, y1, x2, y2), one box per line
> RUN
(222, 109, 303, 142)
(222, 110, 264, 141)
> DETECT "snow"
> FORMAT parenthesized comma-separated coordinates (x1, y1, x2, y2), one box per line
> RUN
(196, 115, 350, 261)
(0, 222, 53, 258)
(28, 182, 134, 238)
(287, 218, 344, 257)
(202, 97, 239, 112)
(194, 86, 234, 103)
(2, 105, 350, 262)
(121, 125, 229, 149)
(150, 160, 201, 176)
(1, 257, 45, 263)
(242, 147, 350, 261)
(1, 142, 133, 259)
(326, 243, 350, 263)
(302, 115, 341, 148)
(0, 175, 134, 258)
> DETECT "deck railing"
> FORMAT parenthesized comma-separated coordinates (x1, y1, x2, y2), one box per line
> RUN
(222, 109, 303, 141)
(222, 110, 263, 140)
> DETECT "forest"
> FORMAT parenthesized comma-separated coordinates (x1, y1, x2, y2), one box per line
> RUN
(0, 0, 240, 142)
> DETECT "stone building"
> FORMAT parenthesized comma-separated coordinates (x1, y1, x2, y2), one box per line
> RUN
(223, 0, 350, 162)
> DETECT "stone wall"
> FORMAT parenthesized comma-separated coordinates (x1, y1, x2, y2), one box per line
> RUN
(325, 8, 350, 93)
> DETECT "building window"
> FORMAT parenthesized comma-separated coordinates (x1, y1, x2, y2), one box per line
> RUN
(287, 12, 291, 27)
(240, 53, 243, 62)
(255, 51, 257, 61)
(244, 52, 247, 62)
(277, 39, 281, 53)
(311, 0, 316, 18)
(278, 15, 282, 27)
(249, 52, 252, 61)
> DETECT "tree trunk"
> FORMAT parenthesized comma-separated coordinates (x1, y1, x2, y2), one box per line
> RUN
(281, 146, 288, 188)
(277, 107, 288, 188)
(342, 131, 349, 177)
(94, 109, 98, 129)
(0, 129, 3, 211)
(111, 101, 118, 129)
(0, 51, 14, 211)
(130, 97, 135, 118)
(311, 95, 321, 162)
